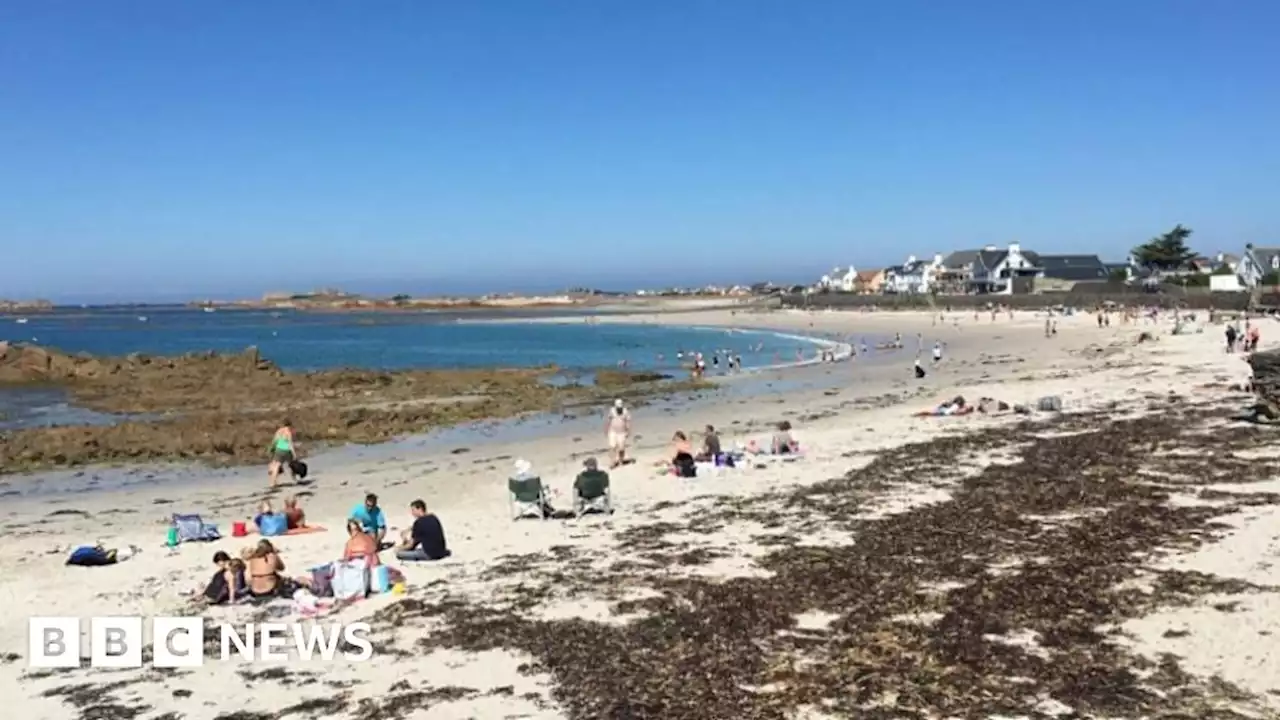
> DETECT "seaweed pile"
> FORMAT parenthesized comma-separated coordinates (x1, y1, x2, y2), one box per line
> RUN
(375, 404, 1280, 719)
(1249, 348, 1280, 410)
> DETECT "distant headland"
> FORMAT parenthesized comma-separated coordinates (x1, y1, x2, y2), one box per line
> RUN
(0, 298, 53, 312)
(184, 286, 762, 312)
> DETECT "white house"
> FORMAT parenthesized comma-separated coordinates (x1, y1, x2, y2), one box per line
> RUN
(1238, 245, 1280, 289)
(819, 265, 859, 292)
(939, 243, 1044, 295)
(884, 254, 943, 294)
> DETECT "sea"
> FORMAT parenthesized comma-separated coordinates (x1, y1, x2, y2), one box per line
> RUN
(0, 306, 838, 432)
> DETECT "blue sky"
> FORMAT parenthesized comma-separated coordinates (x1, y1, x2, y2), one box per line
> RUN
(1, 1, 1277, 302)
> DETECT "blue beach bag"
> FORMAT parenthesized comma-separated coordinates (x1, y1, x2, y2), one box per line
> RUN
(258, 513, 288, 537)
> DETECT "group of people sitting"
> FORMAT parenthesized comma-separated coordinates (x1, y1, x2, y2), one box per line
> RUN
(199, 493, 450, 605)
(666, 421, 799, 477)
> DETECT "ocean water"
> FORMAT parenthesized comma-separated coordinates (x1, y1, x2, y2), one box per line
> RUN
(0, 307, 839, 432)
(0, 306, 824, 372)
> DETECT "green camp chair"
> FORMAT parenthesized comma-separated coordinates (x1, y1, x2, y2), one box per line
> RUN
(508, 476, 547, 520)
(573, 470, 613, 517)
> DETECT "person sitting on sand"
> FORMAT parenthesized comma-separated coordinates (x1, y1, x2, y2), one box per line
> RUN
(245, 539, 291, 598)
(914, 358, 927, 379)
(268, 420, 298, 488)
(771, 421, 798, 455)
(671, 431, 696, 477)
(349, 493, 386, 546)
(200, 551, 246, 605)
(695, 424, 722, 462)
(395, 499, 450, 561)
(343, 519, 381, 567)
(283, 495, 305, 530)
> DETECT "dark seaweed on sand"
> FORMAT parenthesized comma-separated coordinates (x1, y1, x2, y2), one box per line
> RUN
(372, 403, 1280, 720)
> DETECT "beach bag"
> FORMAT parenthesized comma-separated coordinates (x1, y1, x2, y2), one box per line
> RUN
(309, 563, 334, 598)
(371, 565, 391, 594)
(67, 546, 115, 567)
(289, 460, 308, 479)
(330, 559, 370, 601)
(172, 514, 220, 542)
(258, 513, 288, 537)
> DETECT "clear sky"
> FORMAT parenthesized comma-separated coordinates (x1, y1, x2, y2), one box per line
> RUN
(2, 1, 1277, 302)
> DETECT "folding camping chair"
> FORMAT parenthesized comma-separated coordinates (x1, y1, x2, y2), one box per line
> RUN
(573, 470, 613, 518)
(508, 476, 547, 520)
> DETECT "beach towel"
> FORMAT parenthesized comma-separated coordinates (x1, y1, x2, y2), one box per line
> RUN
(330, 559, 370, 601)
(172, 514, 220, 543)
(283, 525, 326, 536)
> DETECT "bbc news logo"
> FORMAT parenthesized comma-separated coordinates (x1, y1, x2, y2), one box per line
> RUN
(29, 617, 374, 667)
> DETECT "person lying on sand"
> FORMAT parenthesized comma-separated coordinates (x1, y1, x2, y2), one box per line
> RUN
(343, 519, 381, 568)
(283, 495, 305, 530)
(349, 493, 386, 546)
(395, 499, 450, 561)
(253, 500, 282, 533)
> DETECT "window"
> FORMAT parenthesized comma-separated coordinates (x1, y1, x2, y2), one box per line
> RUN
(1272, 256, 1279, 270)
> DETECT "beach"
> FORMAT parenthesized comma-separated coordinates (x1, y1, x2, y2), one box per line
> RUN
(2, 306, 1278, 719)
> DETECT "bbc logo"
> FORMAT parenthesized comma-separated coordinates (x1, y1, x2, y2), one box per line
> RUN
(29, 616, 374, 667)
(30, 617, 198, 668)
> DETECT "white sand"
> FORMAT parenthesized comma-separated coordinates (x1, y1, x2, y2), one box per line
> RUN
(2, 306, 1278, 719)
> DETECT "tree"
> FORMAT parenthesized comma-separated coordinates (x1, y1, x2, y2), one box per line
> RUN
(1131, 225, 1196, 272)
(1211, 264, 1236, 276)
(1107, 267, 1130, 283)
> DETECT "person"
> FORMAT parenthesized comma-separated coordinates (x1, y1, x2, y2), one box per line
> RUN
(696, 424, 722, 462)
(350, 493, 386, 546)
(395, 500, 450, 561)
(1226, 323, 1239, 353)
(914, 358, 927, 379)
(771, 421, 798, 455)
(197, 551, 244, 604)
(252, 500, 281, 532)
(932, 342, 943, 363)
(268, 420, 298, 488)
(245, 539, 291, 597)
(606, 399, 632, 469)
(343, 518, 381, 567)
(1247, 322, 1261, 352)
(671, 431, 696, 477)
(282, 495, 306, 530)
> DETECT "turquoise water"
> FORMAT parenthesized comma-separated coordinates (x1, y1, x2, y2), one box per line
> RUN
(0, 307, 822, 373)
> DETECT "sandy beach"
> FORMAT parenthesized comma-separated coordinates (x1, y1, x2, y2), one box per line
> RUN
(3, 306, 1278, 719)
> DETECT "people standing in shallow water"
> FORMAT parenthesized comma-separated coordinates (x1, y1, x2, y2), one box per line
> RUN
(268, 420, 297, 488)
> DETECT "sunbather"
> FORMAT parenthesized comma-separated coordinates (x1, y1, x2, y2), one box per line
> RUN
(695, 425, 722, 462)
(343, 519, 382, 567)
(349, 493, 387, 546)
(283, 495, 306, 530)
(253, 500, 283, 533)
(671, 431, 696, 477)
(246, 539, 293, 597)
(771, 421, 798, 455)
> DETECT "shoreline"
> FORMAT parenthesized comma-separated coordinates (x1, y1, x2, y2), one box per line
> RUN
(8, 307, 1276, 719)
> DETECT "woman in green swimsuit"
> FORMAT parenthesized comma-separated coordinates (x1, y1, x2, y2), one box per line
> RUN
(268, 420, 298, 488)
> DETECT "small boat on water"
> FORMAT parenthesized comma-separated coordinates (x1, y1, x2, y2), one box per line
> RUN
(203, 307, 216, 313)
(137, 316, 148, 322)
(15, 318, 28, 324)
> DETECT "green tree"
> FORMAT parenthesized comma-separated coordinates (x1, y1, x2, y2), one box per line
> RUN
(1211, 264, 1236, 276)
(1107, 267, 1129, 282)
(1263, 272, 1280, 287)
(1131, 225, 1196, 272)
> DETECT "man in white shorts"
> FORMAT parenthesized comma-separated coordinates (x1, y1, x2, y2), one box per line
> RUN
(606, 399, 631, 468)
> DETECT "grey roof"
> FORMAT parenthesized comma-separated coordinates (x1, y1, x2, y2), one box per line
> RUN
(1248, 246, 1280, 270)
(1038, 254, 1109, 281)
(943, 248, 1042, 275)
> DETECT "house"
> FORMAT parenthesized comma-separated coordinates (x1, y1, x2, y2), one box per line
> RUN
(1037, 254, 1109, 282)
(1214, 252, 1240, 273)
(854, 269, 885, 294)
(818, 266, 859, 293)
(883, 254, 943, 294)
(937, 243, 1042, 295)
(1239, 245, 1280, 288)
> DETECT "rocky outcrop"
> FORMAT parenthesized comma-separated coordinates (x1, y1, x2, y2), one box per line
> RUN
(1248, 349, 1280, 412)
(0, 342, 274, 385)
(0, 298, 53, 312)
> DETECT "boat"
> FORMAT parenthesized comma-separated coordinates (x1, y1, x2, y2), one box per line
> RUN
(203, 307, 216, 313)
(15, 318, 28, 324)
(138, 316, 148, 322)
